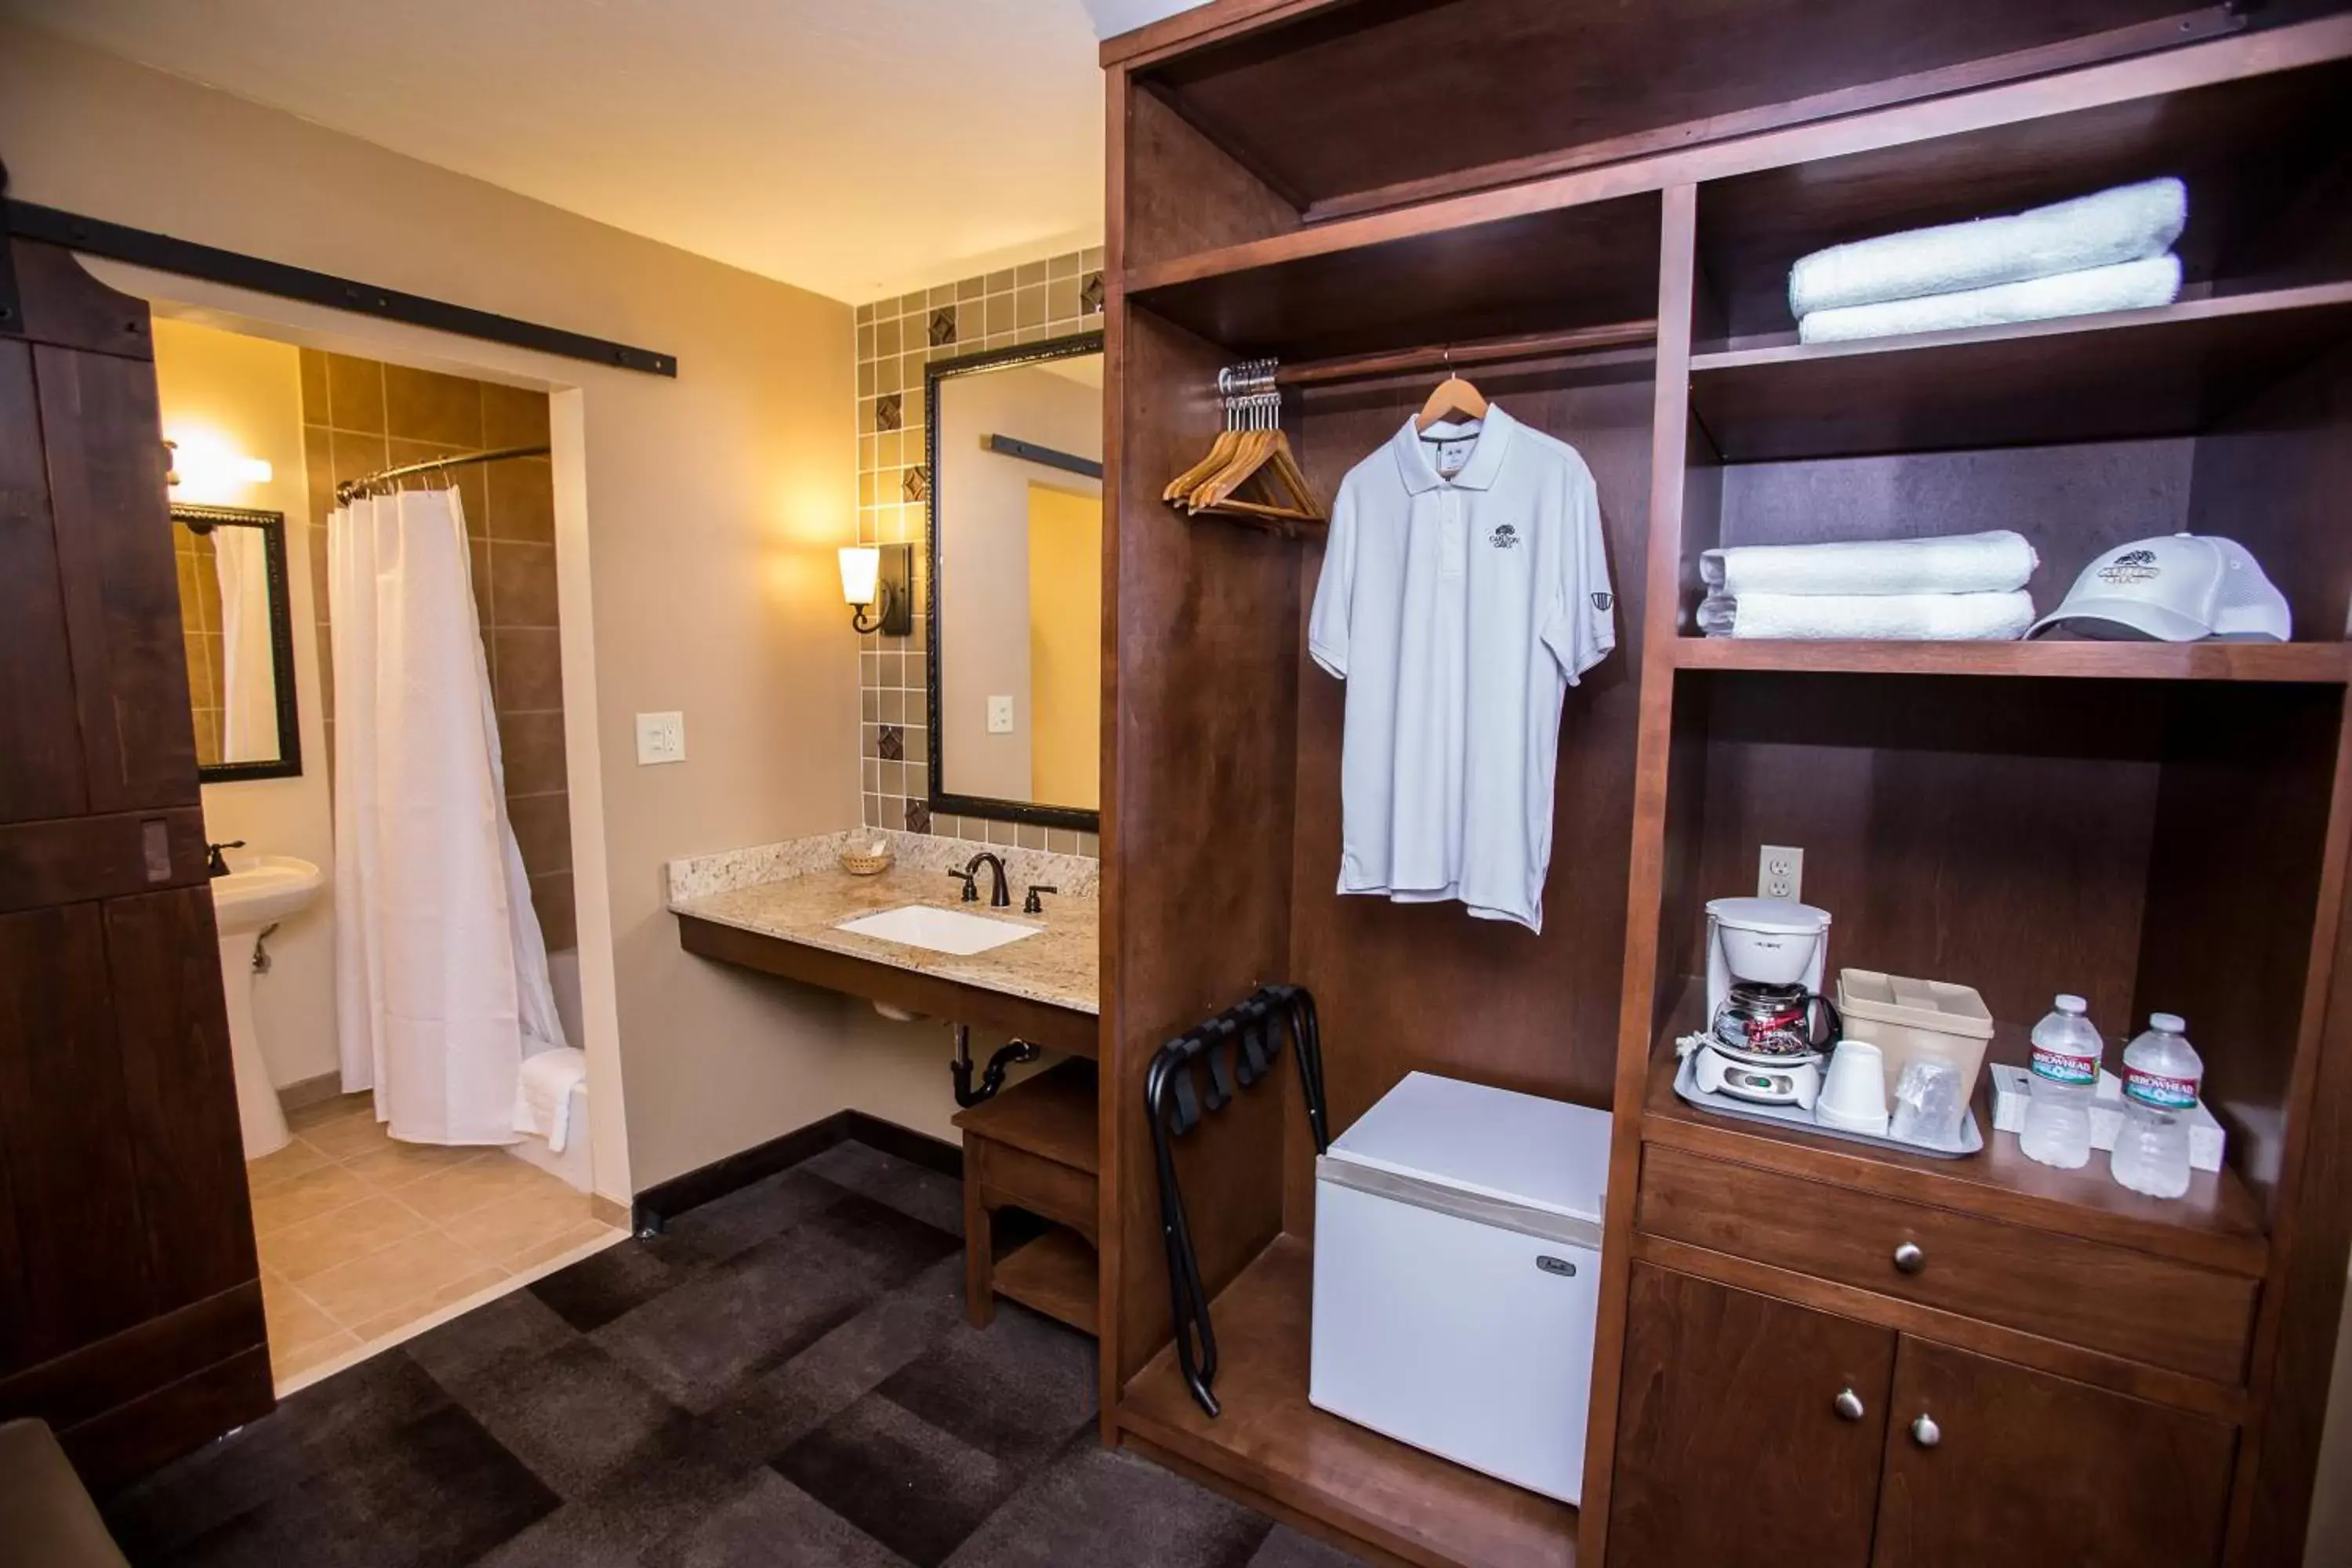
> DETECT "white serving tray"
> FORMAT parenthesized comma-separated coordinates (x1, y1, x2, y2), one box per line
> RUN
(1673, 1049, 1983, 1159)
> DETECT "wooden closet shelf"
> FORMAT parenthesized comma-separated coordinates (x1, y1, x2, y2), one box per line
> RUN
(1690, 281, 2352, 462)
(1673, 637, 2351, 684)
(1641, 1032, 2268, 1279)
(1119, 1236, 1579, 1568)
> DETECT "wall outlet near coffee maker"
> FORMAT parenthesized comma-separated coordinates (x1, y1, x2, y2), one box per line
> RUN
(1757, 844, 1803, 902)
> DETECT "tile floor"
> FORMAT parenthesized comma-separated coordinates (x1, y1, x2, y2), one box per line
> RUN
(247, 1094, 624, 1388)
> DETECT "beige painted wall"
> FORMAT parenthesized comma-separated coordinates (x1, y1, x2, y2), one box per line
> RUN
(1028, 484, 1104, 810)
(151, 319, 339, 1089)
(0, 18, 963, 1194)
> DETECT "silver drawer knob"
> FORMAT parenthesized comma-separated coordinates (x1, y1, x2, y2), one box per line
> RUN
(1834, 1388, 1864, 1422)
(1893, 1241, 1925, 1274)
(1911, 1414, 1942, 1448)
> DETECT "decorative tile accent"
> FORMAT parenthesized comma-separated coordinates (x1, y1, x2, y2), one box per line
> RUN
(855, 246, 1101, 856)
(876, 724, 904, 762)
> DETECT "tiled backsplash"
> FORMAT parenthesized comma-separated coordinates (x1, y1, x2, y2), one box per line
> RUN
(855, 247, 1104, 858)
(296, 351, 577, 949)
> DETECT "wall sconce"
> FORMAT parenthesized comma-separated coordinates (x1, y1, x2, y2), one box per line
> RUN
(839, 543, 913, 636)
(163, 435, 272, 500)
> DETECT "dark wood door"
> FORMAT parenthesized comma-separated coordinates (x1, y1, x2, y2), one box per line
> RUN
(0, 238, 270, 1485)
(1872, 1338, 2234, 1568)
(1608, 1261, 1896, 1568)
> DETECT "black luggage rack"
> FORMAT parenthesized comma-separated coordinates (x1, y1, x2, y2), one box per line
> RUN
(1144, 984, 1329, 1417)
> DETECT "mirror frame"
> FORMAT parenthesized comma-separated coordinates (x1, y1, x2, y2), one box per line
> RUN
(172, 503, 303, 784)
(923, 330, 1105, 834)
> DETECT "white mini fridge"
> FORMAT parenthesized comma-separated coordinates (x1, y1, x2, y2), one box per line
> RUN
(1309, 1070, 1610, 1504)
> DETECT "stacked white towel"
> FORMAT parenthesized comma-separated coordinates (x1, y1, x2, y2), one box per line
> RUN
(1788, 178, 2186, 343)
(1700, 530, 2039, 641)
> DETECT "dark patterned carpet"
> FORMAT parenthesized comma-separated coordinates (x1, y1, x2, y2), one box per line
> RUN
(103, 1139, 1359, 1568)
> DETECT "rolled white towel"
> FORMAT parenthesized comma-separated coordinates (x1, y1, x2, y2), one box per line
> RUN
(1798, 254, 2181, 345)
(1730, 590, 2036, 641)
(1702, 530, 2037, 599)
(1789, 177, 2185, 318)
(514, 1045, 589, 1153)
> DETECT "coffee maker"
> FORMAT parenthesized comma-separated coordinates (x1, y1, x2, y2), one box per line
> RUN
(1694, 897, 1837, 1108)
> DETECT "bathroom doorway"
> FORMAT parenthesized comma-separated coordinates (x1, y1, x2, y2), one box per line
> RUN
(150, 318, 623, 1390)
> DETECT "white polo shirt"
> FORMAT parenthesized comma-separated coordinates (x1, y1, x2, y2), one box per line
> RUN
(1307, 405, 1614, 933)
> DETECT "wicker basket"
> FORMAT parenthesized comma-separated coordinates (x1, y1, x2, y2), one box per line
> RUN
(839, 846, 895, 877)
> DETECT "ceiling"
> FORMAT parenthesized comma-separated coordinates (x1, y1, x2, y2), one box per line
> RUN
(4, 0, 1108, 303)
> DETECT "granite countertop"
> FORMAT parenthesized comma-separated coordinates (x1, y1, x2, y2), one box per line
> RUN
(665, 829, 1099, 1016)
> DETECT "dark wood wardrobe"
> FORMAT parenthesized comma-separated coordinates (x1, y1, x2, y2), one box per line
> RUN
(0, 238, 272, 1484)
(1089, 4, 2352, 1565)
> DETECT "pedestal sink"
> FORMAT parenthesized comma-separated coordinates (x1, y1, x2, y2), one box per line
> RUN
(212, 855, 325, 1158)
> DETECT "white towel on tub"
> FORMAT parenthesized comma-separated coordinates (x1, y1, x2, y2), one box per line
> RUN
(1797, 254, 2181, 344)
(1730, 590, 2036, 641)
(1703, 531, 2037, 599)
(514, 1045, 588, 1153)
(1788, 177, 2186, 318)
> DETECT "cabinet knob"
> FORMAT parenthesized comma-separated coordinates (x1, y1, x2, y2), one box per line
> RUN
(1893, 1241, 1926, 1275)
(1834, 1387, 1865, 1422)
(1911, 1414, 1942, 1448)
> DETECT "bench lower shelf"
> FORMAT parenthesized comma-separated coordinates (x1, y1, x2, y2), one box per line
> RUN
(993, 1228, 1098, 1335)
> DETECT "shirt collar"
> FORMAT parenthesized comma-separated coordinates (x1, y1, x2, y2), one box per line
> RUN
(1388, 402, 1519, 495)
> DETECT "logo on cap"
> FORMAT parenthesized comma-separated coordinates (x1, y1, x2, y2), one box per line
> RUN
(2099, 548, 2161, 586)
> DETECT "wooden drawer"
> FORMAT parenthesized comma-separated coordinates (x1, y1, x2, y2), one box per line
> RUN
(967, 1137, 1098, 1243)
(1636, 1145, 2256, 1385)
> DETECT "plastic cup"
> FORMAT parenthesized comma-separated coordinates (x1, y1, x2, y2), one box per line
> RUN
(1815, 1040, 1890, 1136)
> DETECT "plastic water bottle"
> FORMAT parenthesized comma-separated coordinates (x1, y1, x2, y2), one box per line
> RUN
(2020, 994, 2101, 1169)
(2111, 1014, 2201, 1200)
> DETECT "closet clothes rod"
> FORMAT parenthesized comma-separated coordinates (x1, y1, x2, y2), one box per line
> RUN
(1276, 318, 1659, 387)
(336, 444, 551, 505)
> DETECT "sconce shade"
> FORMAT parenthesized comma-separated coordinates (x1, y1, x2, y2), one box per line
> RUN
(839, 545, 881, 607)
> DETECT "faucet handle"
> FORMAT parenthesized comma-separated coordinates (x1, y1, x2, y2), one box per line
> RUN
(1023, 884, 1058, 916)
(946, 868, 978, 902)
(206, 840, 246, 877)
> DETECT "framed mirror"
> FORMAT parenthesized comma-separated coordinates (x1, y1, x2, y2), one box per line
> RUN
(171, 503, 302, 782)
(924, 331, 1103, 833)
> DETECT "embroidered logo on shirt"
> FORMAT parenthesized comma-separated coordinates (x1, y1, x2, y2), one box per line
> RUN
(1488, 523, 1520, 550)
(1592, 591, 1614, 612)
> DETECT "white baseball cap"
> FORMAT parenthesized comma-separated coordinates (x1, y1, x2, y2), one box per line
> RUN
(2026, 534, 2289, 643)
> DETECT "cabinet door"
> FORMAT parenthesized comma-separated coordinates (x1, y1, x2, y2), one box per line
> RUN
(1609, 1262, 1896, 1568)
(1873, 1338, 2234, 1568)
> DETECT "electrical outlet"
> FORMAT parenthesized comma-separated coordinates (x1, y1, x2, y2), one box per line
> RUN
(635, 710, 685, 766)
(1759, 844, 1804, 902)
(987, 695, 1014, 735)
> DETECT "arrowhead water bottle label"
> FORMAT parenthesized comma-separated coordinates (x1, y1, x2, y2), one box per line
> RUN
(2030, 1043, 2098, 1086)
(2125, 1065, 2199, 1110)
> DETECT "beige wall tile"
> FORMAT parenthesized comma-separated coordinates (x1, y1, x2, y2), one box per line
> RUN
(532, 872, 576, 950)
(323, 353, 384, 433)
(481, 382, 550, 448)
(383, 364, 485, 447)
(506, 791, 572, 877)
(499, 710, 569, 797)
(490, 540, 561, 629)
(492, 626, 564, 711)
(486, 458, 555, 543)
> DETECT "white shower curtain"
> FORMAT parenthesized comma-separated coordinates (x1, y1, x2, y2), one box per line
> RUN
(212, 525, 277, 762)
(330, 485, 567, 1145)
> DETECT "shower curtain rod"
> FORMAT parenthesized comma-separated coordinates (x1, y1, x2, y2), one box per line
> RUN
(336, 444, 551, 505)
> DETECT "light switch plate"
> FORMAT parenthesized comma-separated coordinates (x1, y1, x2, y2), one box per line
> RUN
(636, 710, 685, 765)
(987, 695, 1014, 735)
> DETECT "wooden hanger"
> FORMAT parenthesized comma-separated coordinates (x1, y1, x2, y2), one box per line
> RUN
(1163, 369, 1327, 532)
(1415, 350, 1489, 431)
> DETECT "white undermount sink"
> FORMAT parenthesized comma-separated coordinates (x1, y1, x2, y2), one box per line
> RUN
(834, 903, 1040, 956)
(212, 854, 325, 935)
